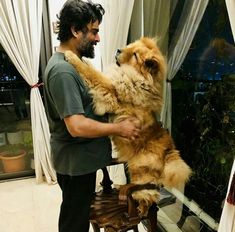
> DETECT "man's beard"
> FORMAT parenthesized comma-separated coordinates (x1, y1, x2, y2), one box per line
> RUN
(79, 37, 95, 58)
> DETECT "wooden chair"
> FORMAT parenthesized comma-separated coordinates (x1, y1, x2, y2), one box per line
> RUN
(89, 159, 162, 232)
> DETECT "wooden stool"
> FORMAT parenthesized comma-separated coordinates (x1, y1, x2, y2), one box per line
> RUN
(90, 162, 160, 232)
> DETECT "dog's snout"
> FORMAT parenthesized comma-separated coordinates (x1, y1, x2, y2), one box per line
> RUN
(115, 49, 122, 66)
(116, 49, 121, 56)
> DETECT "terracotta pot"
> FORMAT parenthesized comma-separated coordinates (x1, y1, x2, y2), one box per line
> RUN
(0, 150, 26, 173)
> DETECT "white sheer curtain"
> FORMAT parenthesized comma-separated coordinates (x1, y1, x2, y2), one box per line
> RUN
(96, 0, 134, 185)
(129, 0, 144, 42)
(99, 0, 134, 68)
(218, 161, 235, 232)
(161, 0, 209, 131)
(218, 1, 235, 231)
(0, 0, 56, 184)
(225, 0, 235, 39)
(143, 0, 171, 55)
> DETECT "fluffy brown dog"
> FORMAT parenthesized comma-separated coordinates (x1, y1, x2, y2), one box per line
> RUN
(65, 37, 191, 215)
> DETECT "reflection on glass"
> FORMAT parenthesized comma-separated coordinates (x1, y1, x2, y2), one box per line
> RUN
(171, 0, 234, 231)
(0, 50, 34, 179)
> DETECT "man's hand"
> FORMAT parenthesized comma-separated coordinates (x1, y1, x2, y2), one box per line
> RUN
(116, 117, 141, 140)
(64, 114, 141, 139)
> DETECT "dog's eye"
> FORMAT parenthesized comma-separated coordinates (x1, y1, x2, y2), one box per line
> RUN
(134, 52, 138, 60)
(133, 52, 142, 63)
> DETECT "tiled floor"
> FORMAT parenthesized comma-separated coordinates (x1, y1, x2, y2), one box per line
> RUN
(0, 177, 147, 232)
(0, 175, 208, 232)
(0, 178, 60, 232)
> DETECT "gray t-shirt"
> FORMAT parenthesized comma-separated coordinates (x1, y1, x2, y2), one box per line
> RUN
(43, 52, 112, 176)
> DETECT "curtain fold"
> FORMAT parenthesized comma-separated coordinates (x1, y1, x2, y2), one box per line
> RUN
(161, 0, 209, 131)
(143, 0, 171, 55)
(129, 0, 144, 42)
(99, 0, 134, 69)
(0, 0, 56, 184)
(218, 1, 235, 231)
(218, 162, 235, 232)
(225, 0, 235, 41)
(97, 0, 134, 185)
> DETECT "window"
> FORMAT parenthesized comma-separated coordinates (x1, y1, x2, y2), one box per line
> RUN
(0, 0, 51, 181)
(171, 0, 234, 230)
(0, 48, 34, 180)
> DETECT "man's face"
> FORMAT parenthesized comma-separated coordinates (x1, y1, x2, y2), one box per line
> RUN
(78, 20, 100, 58)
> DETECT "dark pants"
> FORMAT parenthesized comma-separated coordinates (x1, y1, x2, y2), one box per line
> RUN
(57, 172, 96, 232)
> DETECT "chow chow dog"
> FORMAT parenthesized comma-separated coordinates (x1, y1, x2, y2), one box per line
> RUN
(65, 37, 191, 215)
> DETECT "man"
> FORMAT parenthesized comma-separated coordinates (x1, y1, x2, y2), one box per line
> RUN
(43, 0, 140, 232)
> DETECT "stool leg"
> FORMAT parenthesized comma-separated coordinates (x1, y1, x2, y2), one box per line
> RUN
(147, 204, 158, 232)
(177, 203, 191, 228)
(133, 225, 139, 232)
(104, 226, 116, 232)
(91, 222, 100, 232)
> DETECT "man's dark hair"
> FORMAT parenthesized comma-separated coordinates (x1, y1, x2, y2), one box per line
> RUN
(56, 0, 105, 42)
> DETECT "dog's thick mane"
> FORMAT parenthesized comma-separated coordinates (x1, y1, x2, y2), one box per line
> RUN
(104, 64, 163, 113)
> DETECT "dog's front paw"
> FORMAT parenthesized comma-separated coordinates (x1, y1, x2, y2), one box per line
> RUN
(93, 101, 117, 115)
(94, 104, 106, 115)
(91, 90, 120, 115)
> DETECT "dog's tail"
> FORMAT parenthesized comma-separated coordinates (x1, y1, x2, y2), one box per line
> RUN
(162, 150, 192, 188)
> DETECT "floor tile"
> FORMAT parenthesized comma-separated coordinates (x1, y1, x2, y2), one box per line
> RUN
(0, 178, 147, 232)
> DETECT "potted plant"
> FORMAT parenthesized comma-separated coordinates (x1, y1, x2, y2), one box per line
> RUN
(22, 130, 34, 169)
(0, 144, 26, 173)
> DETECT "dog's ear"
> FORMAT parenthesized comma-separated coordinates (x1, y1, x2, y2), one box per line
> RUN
(140, 37, 158, 50)
(144, 57, 159, 75)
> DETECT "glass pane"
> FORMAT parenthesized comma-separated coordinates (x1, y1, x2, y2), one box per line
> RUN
(171, 0, 234, 231)
(0, 48, 35, 180)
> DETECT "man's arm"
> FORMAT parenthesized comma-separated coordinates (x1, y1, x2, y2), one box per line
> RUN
(64, 114, 140, 139)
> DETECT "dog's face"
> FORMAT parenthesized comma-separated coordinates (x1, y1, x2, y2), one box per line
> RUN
(116, 37, 166, 82)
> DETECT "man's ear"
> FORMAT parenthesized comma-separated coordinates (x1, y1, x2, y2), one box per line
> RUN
(71, 27, 81, 38)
